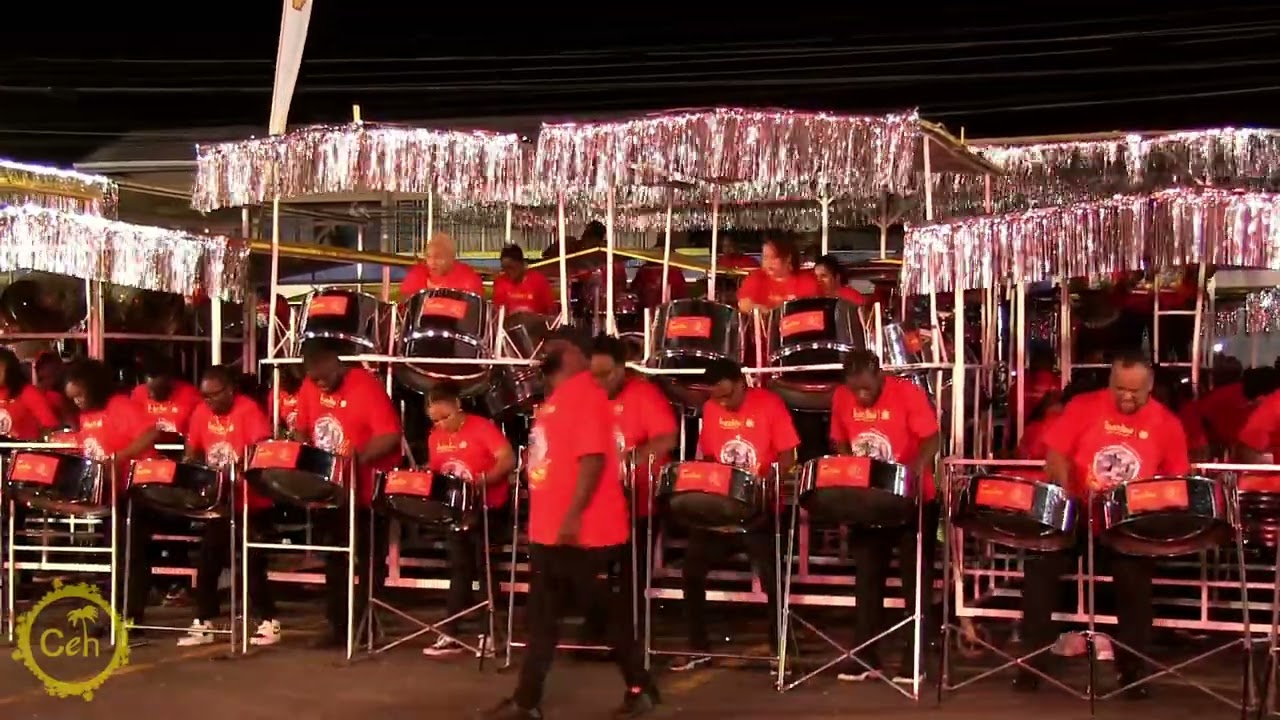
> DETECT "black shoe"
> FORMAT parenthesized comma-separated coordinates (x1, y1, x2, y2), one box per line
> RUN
(614, 686, 660, 718)
(481, 697, 542, 720)
(1012, 671, 1040, 693)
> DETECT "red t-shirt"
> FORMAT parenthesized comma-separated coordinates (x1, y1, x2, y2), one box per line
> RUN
(399, 261, 485, 298)
(738, 268, 821, 310)
(0, 385, 58, 440)
(836, 286, 866, 305)
(77, 394, 159, 492)
(130, 381, 203, 435)
(632, 263, 688, 308)
(427, 414, 512, 508)
(526, 371, 627, 548)
(187, 395, 274, 511)
(492, 271, 554, 315)
(1045, 389, 1191, 499)
(830, 377, 940, 502)
(1238, 390, 1280, 458)
(1182, 383, 1249, 450)
(611, 376, 679, 517)
(274, 388, 299, 433)
(1017, 408, 1063, 460)
(699, 387, 800, 475)
(295, 369, 403, 506)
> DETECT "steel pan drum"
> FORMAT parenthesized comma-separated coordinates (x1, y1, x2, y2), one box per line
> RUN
(648, 300, 743, 406)
(954, 471, 1077, 552)
(486, 312, 548, 417)
(244, 440, 346, 508)
(656, 460, 766, 533)
(299, 289, 386, 355)
(1099, 475, 1233, 557)
(1236, 472, 1280, 547)
(7, 450, 110, 516)
(766, 297, 865, 412)
(128, 457, 228, 519)
(798, 455, 915, 527)
(373, 469, 476, 527)
(396, 289, 494, 396)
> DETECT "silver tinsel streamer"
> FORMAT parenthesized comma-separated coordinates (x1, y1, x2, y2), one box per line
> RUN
(192, 123, 527, 212)
(902, 189, 1280, 295)
(1216, 289, 1280, 336)
(0, 159, 117, 218)
(0, 205, 249, 302)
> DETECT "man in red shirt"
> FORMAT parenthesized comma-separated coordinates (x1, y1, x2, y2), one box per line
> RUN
(828, 351, 939, 684)
(1235, 368, 1280, 462)
(399, 231, 486, 299)
(63, 359, 161, 637)
(294, 339, 404, 648)
(420, 380, 516, 658)
(736, 236, 821, 313)
(668, 359, 797, 673)
(131, 352, 203, 437)
(630, 245, 689, 311)
(179, 365, 280, 647)
(487, 329, 658, 720)
(1018, 351, 1189, 699)
(813, 255, 866, 306)
(1180, 357, 1247, 459)
(492, 244, 554, 315)
(34, 352, 75, 428)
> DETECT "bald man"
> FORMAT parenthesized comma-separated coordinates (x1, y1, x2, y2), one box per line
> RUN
(400, 232, 485, 298)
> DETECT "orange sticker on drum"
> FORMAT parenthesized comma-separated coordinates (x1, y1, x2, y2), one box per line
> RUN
(975, 478, 1035, 512)
(250, 441, 302, 470)
(1239, 474, 1280, 494)
(666, 316, 712, 339)
(1125, 479, 1188, 512)
(384, 470, 433, 497)
(780, 310, 825, 338)
(308, 295, 349, 317)
(421, 297, 468, 320)
(674, 462, 732, 495)
(815, 456, 871, 488)
(133, 458, 177, 486)
(10, 453, 58, 485)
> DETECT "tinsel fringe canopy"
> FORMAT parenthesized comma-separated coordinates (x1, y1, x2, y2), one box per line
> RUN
(0, 205, 250, 302)
(901, 188, 1280, 295)
(0, 159, 118, 218)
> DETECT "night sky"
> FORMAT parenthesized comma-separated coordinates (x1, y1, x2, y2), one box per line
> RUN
(4, 4, 1280, 164)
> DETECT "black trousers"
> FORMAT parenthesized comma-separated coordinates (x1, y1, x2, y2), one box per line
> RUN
(442, 507, 507, 632)
(682, 526, 780, 651)
(314, 507, 389, 635)
(193, 512, 276, 621)
(1020, 540, 1154, 678)
(582, 517, 652, 644)
(848, 502, 940, 667)
(117, 502, 156, 625)
(515, 544, 651, 709)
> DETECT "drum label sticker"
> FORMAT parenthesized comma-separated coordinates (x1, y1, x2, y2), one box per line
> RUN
(1238, 474, 1280, 494)
(132, 459, 177, 486)
(780, 310, 825, 338)
(421, 297, 468, 320)
(385, 470, 433, 497)
(308, 295, 349, 317)
(250, 441, 302, 469)
(675, 462, 732, 494)
(10, 453, 59, 485)
(1125, 479, 1188, 512)
(816, 456, 871, 488)
(666, 316, 712, 339)
(975, 479, 1035, 512)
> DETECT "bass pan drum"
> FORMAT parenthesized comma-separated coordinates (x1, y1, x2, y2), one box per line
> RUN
(396, 289, 494, 397)
(299, 289, 386, 356)
(647, 300, 743, 407)
(953, 471, 1077, 552)
(765, 297, 864, 412)
(1098, 475, 1233, 557)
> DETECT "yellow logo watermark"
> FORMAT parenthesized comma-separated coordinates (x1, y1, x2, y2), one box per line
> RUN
(11, 580, 130, 700)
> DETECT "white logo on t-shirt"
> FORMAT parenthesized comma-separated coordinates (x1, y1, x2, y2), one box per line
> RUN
(82, 437, 106, 462)
(1090, 443, 1142, 489)
(313, 415, 346, 454)
(850, 430, 894, 462)
(0, 409, 12, 436)
(206, 441, 238, 469)
(440, 459, 474, 482)
(719, 437, 758, 473)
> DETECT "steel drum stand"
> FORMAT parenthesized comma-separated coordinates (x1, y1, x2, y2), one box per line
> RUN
(779, 480, 927, 700)
(937, 469, 1088, 701)
(1084, 486, 1253, 716)
(359, 480, 497, 667)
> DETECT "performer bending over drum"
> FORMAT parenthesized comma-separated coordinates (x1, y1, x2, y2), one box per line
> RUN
(420, 380, 516, 658)
(1018, 350, 1189, 699)
(735, 236, 820, 313)
(295, 339, 403, 648)
(179, 365, 280, 647)
(486, 329, 658, 720)
(493, 245, 555, 315)
(581, 334, 679, 647)
(829, 351, 940, 684)
(669, 358, 798, 673)
(399, 231, 485, 297)
(63, 359, 162, 635)
(131, 350, 202, 435)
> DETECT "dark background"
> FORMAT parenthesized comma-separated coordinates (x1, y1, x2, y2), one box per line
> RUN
(4, 3, 1280, 164)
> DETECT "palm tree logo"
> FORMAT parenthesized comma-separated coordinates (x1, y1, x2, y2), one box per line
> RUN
(66, 606, 100, 650)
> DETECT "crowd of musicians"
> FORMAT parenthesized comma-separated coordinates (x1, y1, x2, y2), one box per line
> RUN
(3, 225, 1276, 718)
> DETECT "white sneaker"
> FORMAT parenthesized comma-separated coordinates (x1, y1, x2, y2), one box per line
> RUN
(176, 619, 216, 647)
(422, 635, 467, 657)
(892, 671, 926, 685)
(249, 619, 281, 646)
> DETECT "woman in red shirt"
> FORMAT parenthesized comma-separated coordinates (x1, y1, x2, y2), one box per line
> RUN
(736, 236, 821, 313)
(0, 347, 60, 440)
(420, 380, 516, 658)
(813, 254, 866, 306)
(492, 245, 554, 315)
